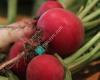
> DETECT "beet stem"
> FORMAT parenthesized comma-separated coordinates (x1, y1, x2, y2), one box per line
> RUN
(54, 54, 73, 80)
(68, 43, 100, 66)
(78, 0, 99, 19)
(84, 19, 100, 30)
(92, 51, 100, 60)
(64, 32, 100, 65)
(82, 9, 100, 22)
(64, 69, 72, 80)
(54, 53, 64, 65)
(85, 0, 92, 6)
(77, 6, 84, 15)
(68, 43, 100, 72)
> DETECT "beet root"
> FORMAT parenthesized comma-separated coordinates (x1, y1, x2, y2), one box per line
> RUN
(8, 38, 29, 78)
(37, 8, 84, 57)
(27, 54, 64, 80)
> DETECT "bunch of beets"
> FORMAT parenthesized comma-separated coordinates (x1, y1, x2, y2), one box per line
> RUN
(0, 0, 100, 80)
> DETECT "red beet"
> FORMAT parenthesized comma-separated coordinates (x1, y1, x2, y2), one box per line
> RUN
(8, 19, 37, 77)
(8, 36, 38, 79)
(8, 38, 28, 77)
(27, 54, 64, 80)
(8, 37, 37, 80)
(36, 1, 63, 17)
(37, 8, 84, 57)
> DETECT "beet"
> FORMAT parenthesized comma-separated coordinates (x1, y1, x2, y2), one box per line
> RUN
(7, 18, 37, 78)
(36, 1, 63, 17)
(8, 38, 28, 78)
(37, 8, 84, 57)
(27, 54, 64, 80)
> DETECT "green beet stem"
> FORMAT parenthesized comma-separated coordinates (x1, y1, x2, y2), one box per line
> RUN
(70, 50, 100, 68)
(68, 45, 100, 67)
(91, 51, 100, 60)
(77, 6, 84, 15)
(64, 32, 100, 65)
(64, 69, 72, 80)
(86, 0, 93, 6)
(68, 43, 100, 72)
(82, 9, 100, 22)
(84, 19, 100, 30)
(78, 0, 99, 19)
(54, 53, 65, 66)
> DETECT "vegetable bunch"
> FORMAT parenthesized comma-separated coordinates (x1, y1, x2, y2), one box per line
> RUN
(0, 0, 99, 80)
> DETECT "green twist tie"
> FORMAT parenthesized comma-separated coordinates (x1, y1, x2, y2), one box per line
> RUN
(34, 46, 46, 55)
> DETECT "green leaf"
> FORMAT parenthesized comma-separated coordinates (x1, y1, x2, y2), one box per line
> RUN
(0, 76, 8, 80)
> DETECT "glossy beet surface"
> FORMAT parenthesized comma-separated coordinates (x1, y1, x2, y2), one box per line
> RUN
(27, 54, 64, 80)
(36, 1, 63, 17)
(37, 8, 84, 57)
